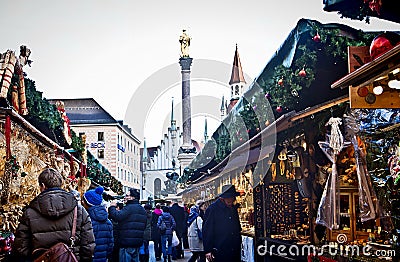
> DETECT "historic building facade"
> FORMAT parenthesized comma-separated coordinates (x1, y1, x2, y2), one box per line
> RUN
(49, 98, 141, 193)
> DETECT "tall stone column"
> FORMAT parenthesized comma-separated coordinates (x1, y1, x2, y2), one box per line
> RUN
(179, 57, 193, 148)
(177, 30, 196, 170)
(177, 57, 196, 168)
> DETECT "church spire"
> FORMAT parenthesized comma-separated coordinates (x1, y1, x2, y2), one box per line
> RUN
(227, 44, 246, 113)
(170, 97, 177, 138)
(229, 44, 246, 85)
(142, 138, 148, 163)
(220, 95, 226, 119)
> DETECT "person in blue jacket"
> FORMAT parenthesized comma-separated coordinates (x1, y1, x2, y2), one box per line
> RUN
(202, 184, 242, 262)
(157, 206, 176, 262)
(82, 186, 114, 262)
(109, 188, 147, 262)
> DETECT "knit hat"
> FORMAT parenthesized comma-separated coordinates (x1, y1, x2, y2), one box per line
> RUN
(84, 186, 104, 206)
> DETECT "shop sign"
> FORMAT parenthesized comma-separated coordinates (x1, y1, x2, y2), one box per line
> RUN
(117, 144, 125, 152)
(90, 142, 105, 148)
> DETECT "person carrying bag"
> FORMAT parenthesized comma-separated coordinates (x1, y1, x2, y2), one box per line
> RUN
(187, 200, 207, 262)
(32, 207, 78, 262)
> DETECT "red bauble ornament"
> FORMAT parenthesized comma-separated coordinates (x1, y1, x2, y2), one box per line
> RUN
(370, 32, 400, 60)
(278, 78, 284, 86)
(313, 32, 321, 43)
(276, 106, 283, 113)
(298, 68, 306, 77)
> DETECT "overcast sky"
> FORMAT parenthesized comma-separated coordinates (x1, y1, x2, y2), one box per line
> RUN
(1, 0, 398, 146)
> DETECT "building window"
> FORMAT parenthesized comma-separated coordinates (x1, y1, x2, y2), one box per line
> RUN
(154, 178, 161, 199)
(98, 149, 104, 159)
(98, 132, 104, 141)
(235, 85, 239, 95)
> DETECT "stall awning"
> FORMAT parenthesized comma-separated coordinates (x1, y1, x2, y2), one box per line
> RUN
(331, 44, 400, 89)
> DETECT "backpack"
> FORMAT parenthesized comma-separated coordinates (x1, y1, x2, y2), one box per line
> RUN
(33, 207, 78, 262)
(159, 218, 167, 233)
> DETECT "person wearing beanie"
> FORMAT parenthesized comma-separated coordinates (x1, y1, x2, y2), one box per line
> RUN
(151, 204, 163, 261)
(158, 206, 176, 262)
(82, 186, 114, 262)
(108, 188, 147, 262)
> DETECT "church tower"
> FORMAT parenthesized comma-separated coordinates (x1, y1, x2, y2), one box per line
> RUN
(227, 44, 246, 114)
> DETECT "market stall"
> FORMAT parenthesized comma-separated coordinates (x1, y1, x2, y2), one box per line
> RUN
(180, 19, 399, 262)
(0, 108, 92, 259)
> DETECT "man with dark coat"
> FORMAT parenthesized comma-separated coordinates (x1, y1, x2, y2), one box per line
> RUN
(109, 188, 147, 262)
(169, 200, 186, 259)
(13, 168, 95, 261)
(82, 186, 114, 262)
(140, 204, 152, 262)
(202, 184, 242, 262)
(151, 204, 163, 261)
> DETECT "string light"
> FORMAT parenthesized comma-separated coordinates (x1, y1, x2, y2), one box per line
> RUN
(372, 82, 384, 95)
(388, 73, 400, 89)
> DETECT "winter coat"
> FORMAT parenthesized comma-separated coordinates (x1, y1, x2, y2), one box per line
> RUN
(202, 198, 242, 262)
(151, 209, 162, 241)
(13, 188, 95, 262)
(157, 212, 176, 236)
(87, 205, 114, 262)
(143, 210, 152, 241)
(188, 215, 204, 252)
(108, 199, 147, 248)
(170, 203, 186, 238)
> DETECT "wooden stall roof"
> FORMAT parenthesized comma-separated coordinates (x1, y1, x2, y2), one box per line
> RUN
(331, 44, 400, 89)
(0, 108, 79, 162)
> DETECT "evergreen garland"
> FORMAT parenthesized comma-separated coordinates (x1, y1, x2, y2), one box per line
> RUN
(259, 25, 375, 115)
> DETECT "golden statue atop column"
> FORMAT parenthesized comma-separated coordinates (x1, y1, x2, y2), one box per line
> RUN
(179, 29, 191, 58)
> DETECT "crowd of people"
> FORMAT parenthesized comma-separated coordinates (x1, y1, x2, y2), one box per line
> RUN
(10, 168, 243, 262)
